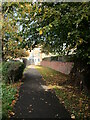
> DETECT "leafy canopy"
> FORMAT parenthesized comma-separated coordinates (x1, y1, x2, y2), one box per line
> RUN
(2, 2, 90, 63)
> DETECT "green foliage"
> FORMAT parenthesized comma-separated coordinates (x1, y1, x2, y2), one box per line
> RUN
(2, 2, 29, 60)
(22, 58, 27, 68)
(2, 61, 25, 84)
(38, 2, 90, 64)
(2, 2, 90, 64)
(0, 62, 2, 76)
(2, 83, 17, 119)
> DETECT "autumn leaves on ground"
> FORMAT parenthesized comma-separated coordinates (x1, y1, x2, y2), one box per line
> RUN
(36, 66, 90, 119)
(2, 82, 22, 119)
(1, 65, 90, 119)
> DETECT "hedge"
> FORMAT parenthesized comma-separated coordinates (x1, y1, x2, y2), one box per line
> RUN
(2, 61, 25, 84)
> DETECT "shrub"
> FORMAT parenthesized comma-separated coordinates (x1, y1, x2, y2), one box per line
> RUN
(22, 58, 27, 67)
(2, 61, 25, 84)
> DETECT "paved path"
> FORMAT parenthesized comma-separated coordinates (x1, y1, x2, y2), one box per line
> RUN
(11, 66, 71, 119)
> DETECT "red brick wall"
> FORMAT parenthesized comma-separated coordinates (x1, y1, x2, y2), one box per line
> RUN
(40, 61, 74, 75)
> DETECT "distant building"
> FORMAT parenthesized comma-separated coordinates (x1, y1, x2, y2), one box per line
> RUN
(28, 47, 53, 65)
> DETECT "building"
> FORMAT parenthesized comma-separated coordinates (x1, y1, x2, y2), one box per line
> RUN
(28, 47, 52, 65)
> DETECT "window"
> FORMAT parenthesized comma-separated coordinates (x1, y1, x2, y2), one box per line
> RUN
(38, 58, 40, 62)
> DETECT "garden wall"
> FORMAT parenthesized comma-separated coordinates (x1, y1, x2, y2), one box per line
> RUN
(40, 61, 74, 75)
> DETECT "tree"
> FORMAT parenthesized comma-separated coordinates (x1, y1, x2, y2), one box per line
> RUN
(37, 2, 90, 64)
(2, 2, 30, 60)
(2, 2, 90, 64)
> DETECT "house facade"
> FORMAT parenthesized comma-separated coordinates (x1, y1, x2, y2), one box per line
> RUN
(28, 47, 52, 65)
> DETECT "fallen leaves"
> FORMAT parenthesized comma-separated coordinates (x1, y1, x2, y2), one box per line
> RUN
(45, 101, 48, 104)
(40, 98, 44, 101)
(36, 66, 90, 119)
(55, 114, 59, 118)
(41, 85, 64, 91)
(71, 114, 75, 119)
(55, 87, 90, 119)
(11, 100, 16, 106)
(9, 111, 15, 116)
(29, 104, 32, 107)
(8, 81, 22, 118)
(15, 93, 19, 97)
(36, 65, 68, 86)
(49, 103, 51, 106)
(29, 110, 32, 113)
(28, 104, 34, 113)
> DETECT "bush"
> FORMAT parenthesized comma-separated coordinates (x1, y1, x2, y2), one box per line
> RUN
(2, 61, 25, 84)
(22, 58, 27, 67)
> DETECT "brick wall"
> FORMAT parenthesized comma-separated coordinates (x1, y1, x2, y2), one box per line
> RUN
(40, 61, 74, 75)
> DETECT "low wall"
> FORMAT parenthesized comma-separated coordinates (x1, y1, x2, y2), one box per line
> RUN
(40, 61, 74, 75)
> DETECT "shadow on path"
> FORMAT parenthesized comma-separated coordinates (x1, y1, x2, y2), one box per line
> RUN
(11, 66, 71, 119)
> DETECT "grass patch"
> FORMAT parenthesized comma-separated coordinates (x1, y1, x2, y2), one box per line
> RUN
(36, 65, 68, 85)
(2, 82, 22, 119)
(36, 65, 90, 119)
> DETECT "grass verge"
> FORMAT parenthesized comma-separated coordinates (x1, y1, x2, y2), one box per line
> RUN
(2, 82, 22, 119)
(36, 65, 90, 119)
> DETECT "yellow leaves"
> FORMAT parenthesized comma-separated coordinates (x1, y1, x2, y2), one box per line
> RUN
(20, 5, 24, 8)
(39, 29, 43, 35)
(25, 3, 29, 7)
(28, 9, 30, 13)
(18, 36, 23, 42)
(25, 3, 31, 13)
(26, 45, 28, 49)
(79, 38, 83, 44)
(39, 8, 42, 13)
(49, 24, 52, 28)
(75, 38, 83, 47)
(41, 84, 64, 91)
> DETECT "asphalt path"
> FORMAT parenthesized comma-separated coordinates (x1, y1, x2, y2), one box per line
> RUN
(11, 66, 71, 119)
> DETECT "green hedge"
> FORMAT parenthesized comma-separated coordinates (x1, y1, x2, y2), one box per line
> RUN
(2, 61, 25, 84)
